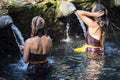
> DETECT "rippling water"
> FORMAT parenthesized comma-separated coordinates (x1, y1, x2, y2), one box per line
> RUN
(0, 36, 120, 80)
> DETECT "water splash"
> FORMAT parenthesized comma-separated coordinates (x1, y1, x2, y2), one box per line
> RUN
(74, 11, 86, 37)
(47, 56, 55, 64)
(11, 24, 25, 54)
(8, 58, 28, 71)
(62, 23, 72, 42)
(8, 57, 55, 71)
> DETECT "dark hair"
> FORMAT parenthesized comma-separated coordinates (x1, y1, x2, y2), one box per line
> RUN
(31, 16, 45, 37)
(92, 4, 109, 48)
(93, 4, 109, 30)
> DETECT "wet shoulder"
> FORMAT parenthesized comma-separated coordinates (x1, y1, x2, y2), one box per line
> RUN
(41, 35, 52, 41)
(25, 37, 37, 46)
(25, 38, 32, 44)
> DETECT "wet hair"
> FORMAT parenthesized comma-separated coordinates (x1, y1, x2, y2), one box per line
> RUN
(31, 16, 45, 37)
(92, 4, 109, 48)
(92, 4, 109, 30)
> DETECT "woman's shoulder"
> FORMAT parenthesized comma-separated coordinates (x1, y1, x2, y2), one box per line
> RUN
(25, 37, 35, 44)
(42, 35, 51, 39)
(41, 35, 52, 43)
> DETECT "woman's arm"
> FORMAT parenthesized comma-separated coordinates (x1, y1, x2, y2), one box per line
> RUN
(23, 39, 30, 63)
(76, 10, 104, 28)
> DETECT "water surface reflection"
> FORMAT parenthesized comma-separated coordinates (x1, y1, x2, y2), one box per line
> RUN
(0, 36, 120, 80)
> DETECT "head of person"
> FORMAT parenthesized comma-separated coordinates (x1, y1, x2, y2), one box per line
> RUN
(31, 16, 45, 37)
(92, 4, 109, 28)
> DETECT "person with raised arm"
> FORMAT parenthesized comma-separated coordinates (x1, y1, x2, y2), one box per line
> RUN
(76, 4, 109, 79)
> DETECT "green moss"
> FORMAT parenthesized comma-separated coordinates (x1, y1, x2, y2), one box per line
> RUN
(8, 6, 29, 13)
(114, 0, 120, 7)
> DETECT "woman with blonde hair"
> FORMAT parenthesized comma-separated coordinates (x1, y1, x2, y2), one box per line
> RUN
(20, 16, 52, 77)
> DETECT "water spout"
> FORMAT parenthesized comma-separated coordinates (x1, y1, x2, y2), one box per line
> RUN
(62, 23, 71, 42)
(0, 15, 24, 54)
(0, 15, 13, 28)
(74, 11, 86, 37)
(10, 25, 26, 71)
(11, 24, 25, 54)
(0, 15, 26, 70)
(11, 24, 25, 45)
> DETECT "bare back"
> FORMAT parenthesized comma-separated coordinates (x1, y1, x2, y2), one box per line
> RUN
(23, 35, 52, 63)
(30, 35, 52, 55)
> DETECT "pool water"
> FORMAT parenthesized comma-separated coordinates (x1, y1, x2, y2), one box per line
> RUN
(0, 36, 120, 80)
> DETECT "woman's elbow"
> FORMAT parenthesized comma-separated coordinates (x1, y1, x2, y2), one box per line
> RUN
(76, 10, 85, 17)
(76, 10, 83, 15)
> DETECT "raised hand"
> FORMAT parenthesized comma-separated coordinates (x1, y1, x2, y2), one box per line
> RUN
(94, 10, 104, 18)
